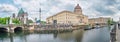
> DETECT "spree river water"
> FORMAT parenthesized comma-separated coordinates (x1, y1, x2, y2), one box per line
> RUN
(0, 27, 110, 42)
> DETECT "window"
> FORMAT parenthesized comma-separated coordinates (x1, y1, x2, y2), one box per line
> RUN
(79, 19, 82, 23)
(68, 21, 71, 23)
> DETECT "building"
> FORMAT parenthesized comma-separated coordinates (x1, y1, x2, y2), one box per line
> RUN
(12, 13, 15, 18)
(17, 8, 28, 24)
(12, 8, 28, 24)
(89, 17, 111, 26)
(46, 4, 88, 25)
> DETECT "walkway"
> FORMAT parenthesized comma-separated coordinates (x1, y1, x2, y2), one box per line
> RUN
(116, 24, 120, 42)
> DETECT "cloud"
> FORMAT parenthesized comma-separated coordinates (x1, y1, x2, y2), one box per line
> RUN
(0, 4, 18, 13)
(1, 0, 117, 21)
(13, 0, 41, 20)
(81, 0, 120, 21)
(0, 4, 18, 17)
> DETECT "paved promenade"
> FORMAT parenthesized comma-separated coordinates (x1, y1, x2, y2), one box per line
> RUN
(116, 29, 120, 42)
(116, 24, 120, 42)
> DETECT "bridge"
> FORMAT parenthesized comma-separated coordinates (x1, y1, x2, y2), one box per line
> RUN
(0, 24, 35, 33)
(0, 23, 85, 33)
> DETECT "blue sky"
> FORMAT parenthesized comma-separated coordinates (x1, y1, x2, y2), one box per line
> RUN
(0, 0, 120, 21)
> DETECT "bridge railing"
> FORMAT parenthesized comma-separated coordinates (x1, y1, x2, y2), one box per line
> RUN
(0, 24, 27, 28)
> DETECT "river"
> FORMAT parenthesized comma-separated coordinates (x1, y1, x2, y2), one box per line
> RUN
(0, 27, 110, 42)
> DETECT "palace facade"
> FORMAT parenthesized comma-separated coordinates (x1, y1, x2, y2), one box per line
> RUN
(46, 4, 88, 25)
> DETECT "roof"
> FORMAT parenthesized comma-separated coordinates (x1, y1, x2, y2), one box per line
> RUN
(75, 4, 81, 9)
(89, 17, 111, 20)
(18, 8, 25, 15)
(46, 10, 86, 19)
(47, 10, 74, 19)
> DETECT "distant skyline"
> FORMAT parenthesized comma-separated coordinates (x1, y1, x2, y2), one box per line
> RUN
(0, 0, 120, 21)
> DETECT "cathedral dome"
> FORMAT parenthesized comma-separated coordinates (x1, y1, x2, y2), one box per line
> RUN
(18, 8, 25, 15)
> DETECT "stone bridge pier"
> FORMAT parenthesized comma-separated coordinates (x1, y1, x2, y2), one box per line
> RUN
(10, 26, 24, 33)
(0, 25, 35, 33)
(2, 26, 24, 33)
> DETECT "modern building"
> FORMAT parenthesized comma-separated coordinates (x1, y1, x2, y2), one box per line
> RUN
(46, 4, 88, 25)
(89, 17, 111, 26)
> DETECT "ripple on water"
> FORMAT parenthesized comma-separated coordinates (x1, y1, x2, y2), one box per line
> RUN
(82, 27, 110, 42)
(0, 27, 110, 42)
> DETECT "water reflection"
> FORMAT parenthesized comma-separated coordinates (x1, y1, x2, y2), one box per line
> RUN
(9, 33, 14, 42)
(0, 33, 9, 42)
(73, 29, 84, 42)
(0, 28, 110, 42)
(82, 27, 110, 42)
(0, 29, 84, 42)
(53, 33, 58, 38)
(57, 29, 84, 42)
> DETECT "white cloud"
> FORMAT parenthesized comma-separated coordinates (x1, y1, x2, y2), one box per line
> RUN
(41, 6, 65, 21)
(12, 0, 120, 21)
(0, 4, 18, 17)
(13, 0, 41, 20)
(0, 4, 18, 12)
(47, 6, 65, 16)
(13, 0, 66, 21)
(107, 5, 119, 13)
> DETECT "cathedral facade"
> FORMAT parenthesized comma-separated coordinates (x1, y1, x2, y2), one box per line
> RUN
(46, 4, 88, 25)
(12, 8, 28, 24)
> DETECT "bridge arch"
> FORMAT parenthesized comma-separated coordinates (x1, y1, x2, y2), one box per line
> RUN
(0, 27, 8, 33)
(14, 27, 23, 32)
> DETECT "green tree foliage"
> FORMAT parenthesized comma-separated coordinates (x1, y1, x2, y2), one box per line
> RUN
(12, 18, 20, 24)
(41, 21, 46, 24)
(0, 17, 9, 24)
(27, 20, 33, 24)
(107, 19, 114, 25)
(0, 17, 20, 24)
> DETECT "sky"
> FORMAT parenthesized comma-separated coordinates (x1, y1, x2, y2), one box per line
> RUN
(0, 0, 120, 21)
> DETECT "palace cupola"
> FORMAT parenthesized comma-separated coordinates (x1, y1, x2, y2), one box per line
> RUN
(74, 4, 82, 15)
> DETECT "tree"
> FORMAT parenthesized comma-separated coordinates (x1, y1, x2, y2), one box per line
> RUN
(0, 17, 20, 25)
(27, 20, 33, 24)
(0, 17, 8, 24)
(41, 21, 46, 24)
(12, 19, 20, 24)
(5, 17, 10, 24)
(107, 19, 114, 25)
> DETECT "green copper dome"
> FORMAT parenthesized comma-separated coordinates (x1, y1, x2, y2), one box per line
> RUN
(18, 8, 25, 15)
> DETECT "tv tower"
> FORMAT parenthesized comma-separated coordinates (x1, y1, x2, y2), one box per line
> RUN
(39, 8, 41, 24)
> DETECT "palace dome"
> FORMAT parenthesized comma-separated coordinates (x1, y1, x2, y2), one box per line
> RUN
(75, 4, 81, 9)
